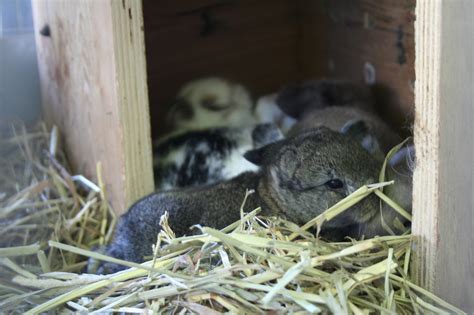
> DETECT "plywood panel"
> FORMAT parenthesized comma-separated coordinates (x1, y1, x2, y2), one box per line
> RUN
(142, 0, 302, 137)
(297, 0, 329, 80)
(32, 0, 154, 215)
(413, 0, 473, 312)
(317, 0, 416, 135)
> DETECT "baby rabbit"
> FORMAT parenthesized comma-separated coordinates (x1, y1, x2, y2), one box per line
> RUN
(166, 77, 257, 132)
(275, 80, 402, 154)
(277, 80, 414, 236)
(290, 107, 402, 156)
(153, 123, 283, 190)
(254, 93, 297, 133)
(97, 125, 383, 274)
(345, 142, 415, 239)
(276, 79, 375, 118)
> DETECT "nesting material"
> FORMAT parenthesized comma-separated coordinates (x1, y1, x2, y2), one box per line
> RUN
(0, 122, 465, 314)
(0, 122, 115, 313)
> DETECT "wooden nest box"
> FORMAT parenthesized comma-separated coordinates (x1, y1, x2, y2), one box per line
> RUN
(32, 0, 473, 311)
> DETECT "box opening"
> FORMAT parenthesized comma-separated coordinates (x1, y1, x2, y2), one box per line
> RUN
(142, 0, 415, 139)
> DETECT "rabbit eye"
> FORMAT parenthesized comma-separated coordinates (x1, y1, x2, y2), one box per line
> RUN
(325, 179, 344, 189)
(201, 95, 227, 111)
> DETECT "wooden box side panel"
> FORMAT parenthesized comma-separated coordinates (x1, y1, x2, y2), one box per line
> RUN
(32, 0, 154, 215)
(111, 0, 154, 211)
(296, 0, 329, 80)
(437, 3, 474, 309)
(142, 0, 303, 137)
(301, 0, 416, 134)
(413, 0, 473, 311)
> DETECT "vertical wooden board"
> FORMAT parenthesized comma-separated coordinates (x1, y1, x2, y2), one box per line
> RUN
(296, 0, 329, 80)
(142, 0, 301, 137)
(320, 0, 416, 134)
(32, 0, 153, 215)
(413, 0, 473, 312)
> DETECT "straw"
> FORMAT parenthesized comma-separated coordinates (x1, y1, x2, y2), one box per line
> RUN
(0, 123, 466, 315)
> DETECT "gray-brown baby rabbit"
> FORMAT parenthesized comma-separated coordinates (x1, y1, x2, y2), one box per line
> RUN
(276, 79, 402, 154)
(97, 126, 382, 274)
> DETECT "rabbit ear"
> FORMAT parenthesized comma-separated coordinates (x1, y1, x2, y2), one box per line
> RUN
(389, 144, 415, 170)
(340, 120, 380, 155)
(251, 123, 283, 148)
(276, 82, 318, 119)
(274, 147, 299, 183)
(340, 119, 368, 135)
(277, 80, 374, 120)
(245, 129, 288, 166)
(244, 146, 266, 166)
(244, 138, 283, 166)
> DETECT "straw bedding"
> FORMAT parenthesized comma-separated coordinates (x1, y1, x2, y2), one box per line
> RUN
(0, 122, 465, 314)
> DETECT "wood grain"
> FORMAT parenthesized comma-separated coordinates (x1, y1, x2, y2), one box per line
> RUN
(32, 0, 154, 215)
(297, 0, 329, 80)
(31, 2, 474, 310)
(320, 0, 416, 135)
(413, 0, 473, 312)
(110, 0, 154, 213)
(142, 0, 415, 139)
(142, 0, 303, 137)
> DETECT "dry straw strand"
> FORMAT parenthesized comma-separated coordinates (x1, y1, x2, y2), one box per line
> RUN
(0, 123, 466, 314)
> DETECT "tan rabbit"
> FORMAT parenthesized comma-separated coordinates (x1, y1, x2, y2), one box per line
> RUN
(166, 77, 257, 132)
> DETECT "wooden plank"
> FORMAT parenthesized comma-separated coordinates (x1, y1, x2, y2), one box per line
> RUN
(320, 0, 416, 135)
(142, 0, 301, 137)
(296, 0, 329, 80)
(32, 0, 154, 215)
(110, 0, 154, 214)
(412, 0, 473, 312)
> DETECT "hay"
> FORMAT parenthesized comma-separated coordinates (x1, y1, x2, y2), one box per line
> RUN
(0, 121, 115, 313)
(0, 122, 465, 314)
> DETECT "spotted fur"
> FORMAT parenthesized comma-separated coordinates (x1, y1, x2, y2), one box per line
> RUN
(153, 124, 283, 190)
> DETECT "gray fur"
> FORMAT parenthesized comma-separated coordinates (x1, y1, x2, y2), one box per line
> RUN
(97, 128, 383, 274)
(266, 79, 412, 239)
(276, 79, 375, 119)
(288, 107, 402, 155)
(320, 143, 414, 240)
(276, 80, 401, 154)
(361, 143, 415, 237)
